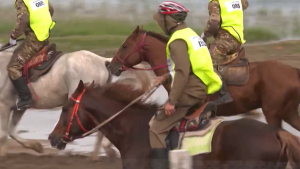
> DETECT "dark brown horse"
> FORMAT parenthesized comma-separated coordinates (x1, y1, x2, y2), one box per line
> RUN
(108, 26, 300, 132)
(49, 80, 300, 169)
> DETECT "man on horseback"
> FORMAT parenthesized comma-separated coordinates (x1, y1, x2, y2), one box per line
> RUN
(149, 1, 224, 168)
(201, 0, 249, 66)
(6, 0, 55, 110)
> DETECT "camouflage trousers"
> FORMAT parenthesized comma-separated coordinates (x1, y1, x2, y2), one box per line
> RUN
(7, 34, 48, 80)
(210, 29, 242, 65)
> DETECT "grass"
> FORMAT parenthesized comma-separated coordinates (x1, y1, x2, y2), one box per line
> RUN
(244, 28, 279, 43)
(0, 11, 289, 55)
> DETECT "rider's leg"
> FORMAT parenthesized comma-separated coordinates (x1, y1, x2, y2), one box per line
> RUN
(210, 30, 242, 103)
(6, 34, 48, 110)
(149, 93, 204, 169)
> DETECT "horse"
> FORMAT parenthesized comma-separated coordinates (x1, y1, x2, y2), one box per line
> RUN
(107, 26, 300, 133)
(0, 42, 159, 158)
(49, 80, 300, 169)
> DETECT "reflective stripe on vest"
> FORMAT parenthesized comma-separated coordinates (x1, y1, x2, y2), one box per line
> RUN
(166, 27, 222, 94)
(211, 0, 246, 44)
(21, 0, 55, 41)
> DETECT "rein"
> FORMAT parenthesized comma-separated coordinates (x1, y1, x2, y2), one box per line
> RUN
(0, 38, 25, 52)
(62, 83, 160, 142)
(63, 89, 88, 142)
(82, 83, 159, 137)
(115, 32, 167, 71)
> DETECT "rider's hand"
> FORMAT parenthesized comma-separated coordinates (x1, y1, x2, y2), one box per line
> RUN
(154, 76, 166, 86)
(200, 33, 207, 42)
(165, 102, 175, 116)
(9, 37, 17, 45)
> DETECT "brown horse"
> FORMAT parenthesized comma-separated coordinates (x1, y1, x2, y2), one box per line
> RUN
(108, 26, 300, 132)
(49, 80, 300, 169)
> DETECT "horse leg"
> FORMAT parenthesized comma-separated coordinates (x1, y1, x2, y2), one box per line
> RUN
(102, 136, 117, 160)
(91, 131, 104, 161)
(8, 109, 43, 153)
(0, 106, 11, 156)
(261, 107, 282, 128)
(283, 108, 300, 133)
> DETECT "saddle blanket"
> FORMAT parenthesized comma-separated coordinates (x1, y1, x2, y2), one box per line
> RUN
(180, 118, 224, 156)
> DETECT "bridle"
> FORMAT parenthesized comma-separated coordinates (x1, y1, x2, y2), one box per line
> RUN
(63, 89, 90, 142)
(114, 32, 168, 71)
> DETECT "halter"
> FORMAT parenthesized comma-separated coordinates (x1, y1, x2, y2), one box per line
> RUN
(115, 32, 167, 71)
(63, 89, 88, 142)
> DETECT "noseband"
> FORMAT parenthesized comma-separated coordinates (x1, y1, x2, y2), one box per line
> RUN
(63, 89, 88, 142)
(114, 32, 167, 71)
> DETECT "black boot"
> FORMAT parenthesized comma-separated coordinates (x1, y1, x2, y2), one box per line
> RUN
(218, 80, 233, 104)
(10, 77, 33, 110)
(151, 148, 169, 169)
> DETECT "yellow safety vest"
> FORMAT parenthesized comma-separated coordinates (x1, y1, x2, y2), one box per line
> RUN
(166, 27, 222, 94)
(211, 0, 246, 44)
(16, 0, 55, 41)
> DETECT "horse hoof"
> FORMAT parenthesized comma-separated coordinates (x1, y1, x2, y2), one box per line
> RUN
(0, 147, 8, 156)
(91, 155, 99, 161)
(28, 140, 44, 153)
(105, 148, 117, 159)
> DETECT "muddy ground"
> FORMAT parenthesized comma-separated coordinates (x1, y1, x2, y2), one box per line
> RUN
(2, 40, 299, 169)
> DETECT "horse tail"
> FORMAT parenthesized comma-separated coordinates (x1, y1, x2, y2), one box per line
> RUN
(277, 130, 300, 168)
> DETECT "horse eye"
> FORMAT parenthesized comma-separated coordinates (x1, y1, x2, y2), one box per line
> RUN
(122, 45, 127, 49)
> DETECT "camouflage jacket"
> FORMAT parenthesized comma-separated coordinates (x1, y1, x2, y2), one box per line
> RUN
(203, 0, 249, 37)
(11, 0, 54, 39)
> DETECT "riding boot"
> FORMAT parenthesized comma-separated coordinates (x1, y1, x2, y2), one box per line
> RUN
(10, 77, 33, 110)
(218, 79, 233, 104)
(151, 148, 169, 169)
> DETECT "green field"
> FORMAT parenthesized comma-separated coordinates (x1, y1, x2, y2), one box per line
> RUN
(0, 7, 296, 57)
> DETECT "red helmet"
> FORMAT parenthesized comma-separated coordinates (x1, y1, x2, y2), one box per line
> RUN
(158, 1, 189, 15)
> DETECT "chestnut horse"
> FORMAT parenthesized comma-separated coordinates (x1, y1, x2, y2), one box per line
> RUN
(108, 26, 300, 132)
(49, 80, 300, 169)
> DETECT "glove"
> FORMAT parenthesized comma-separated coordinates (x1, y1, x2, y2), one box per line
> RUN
(9, 37, 17, 45)
(200, 32, 207, 43)
(200, 33, 206, 39)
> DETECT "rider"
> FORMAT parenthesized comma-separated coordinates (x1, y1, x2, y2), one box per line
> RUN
(200, 0, 249, 65)
(150, 1, 222, 168)
(7, 0, 55, 110)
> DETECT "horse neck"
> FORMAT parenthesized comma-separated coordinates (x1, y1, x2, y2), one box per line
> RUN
(145, 36, 171, 93)
(87, 95, 154, 168)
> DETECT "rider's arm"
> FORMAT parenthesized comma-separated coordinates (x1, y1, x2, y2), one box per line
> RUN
(168, 39, 190, 105)
(242, 0, 249, 10)
(203, 0, 221, 38)
(11, 0, 29, 40)
(49, 2, 54, 17)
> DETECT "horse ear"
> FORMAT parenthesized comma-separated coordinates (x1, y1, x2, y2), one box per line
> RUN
(90, 80, 95, 88)
(133, 26, 139, 35)
(76, 80, 85, 93)
(139, 25, 143, 31)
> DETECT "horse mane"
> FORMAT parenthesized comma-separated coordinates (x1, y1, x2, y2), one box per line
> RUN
(140, 30, 169, 44)
(86, 81, 156, 110)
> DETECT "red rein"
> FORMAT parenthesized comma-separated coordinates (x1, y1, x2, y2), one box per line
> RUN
(64, 89, 88, 141)
(115, 33, 167, 71)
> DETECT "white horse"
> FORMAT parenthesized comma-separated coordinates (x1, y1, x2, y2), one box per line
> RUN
(0, 43, 158, 158)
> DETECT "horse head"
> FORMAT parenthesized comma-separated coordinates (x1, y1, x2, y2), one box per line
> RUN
(109, 26, 147, 76)
(48, 80, 97, 150)
(109, 26, 171, 93)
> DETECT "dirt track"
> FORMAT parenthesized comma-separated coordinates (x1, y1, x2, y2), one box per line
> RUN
(0, 154, 122, 169)
(2, 40, 300, 169)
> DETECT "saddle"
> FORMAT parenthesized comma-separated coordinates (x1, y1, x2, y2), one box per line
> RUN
(23, 43, 63, 83)
(166, 101, 218, 150)
(208, 43, 250, 86)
